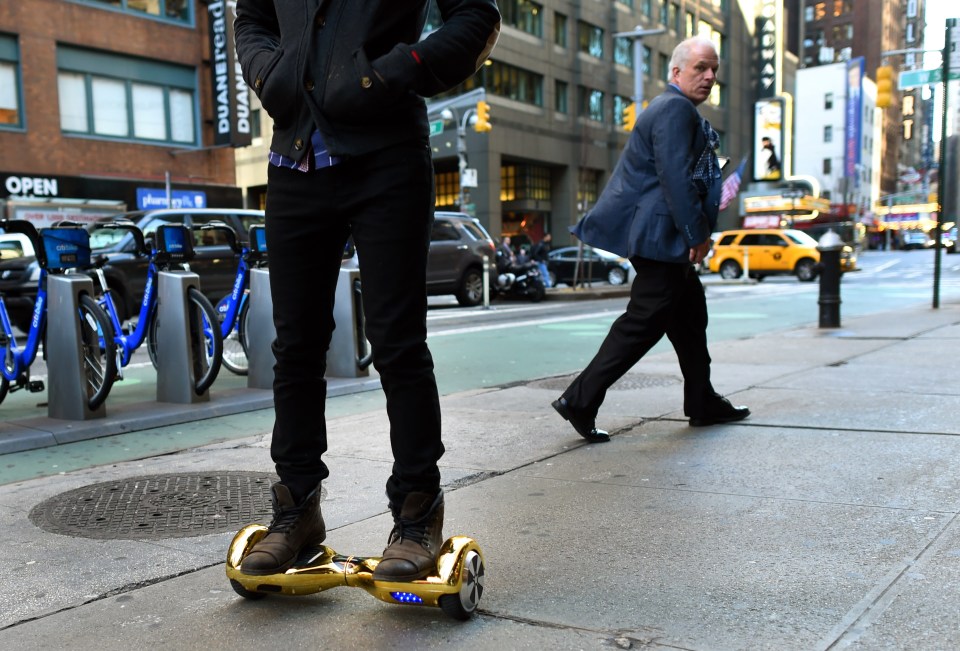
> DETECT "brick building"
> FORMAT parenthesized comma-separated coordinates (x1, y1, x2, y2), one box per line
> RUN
(0, 0, 244, 221)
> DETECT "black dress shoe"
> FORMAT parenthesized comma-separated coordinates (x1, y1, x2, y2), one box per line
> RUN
(688, 397, 750, 427)
(551, 397, 610, 442)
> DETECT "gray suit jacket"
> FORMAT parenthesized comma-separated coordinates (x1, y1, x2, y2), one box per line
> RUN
(571, 85, 720, 263)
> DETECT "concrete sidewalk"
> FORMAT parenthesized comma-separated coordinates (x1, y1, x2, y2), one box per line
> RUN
(2, 302, 960, 650)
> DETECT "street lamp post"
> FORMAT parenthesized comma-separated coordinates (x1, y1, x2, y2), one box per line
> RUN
(612, 26, 666, 107)
(441, 106, 478, 210)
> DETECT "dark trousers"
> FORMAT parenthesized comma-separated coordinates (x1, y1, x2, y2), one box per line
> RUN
(563, 257, 716, 419)
(264, 140, 443, 506)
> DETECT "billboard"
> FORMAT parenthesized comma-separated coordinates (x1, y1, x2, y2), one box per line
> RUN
(754, 98, 784, 182)
(844, 57, 864, 183)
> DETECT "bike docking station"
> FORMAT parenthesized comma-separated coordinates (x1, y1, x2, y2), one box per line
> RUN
(42, 227, 105, 421)
(244, 238, 373, 389)
(243, 225, 275, 390)
(329, 250, 372, 379)
(153, 224, 212, 405)
(225, 526, 486, 620)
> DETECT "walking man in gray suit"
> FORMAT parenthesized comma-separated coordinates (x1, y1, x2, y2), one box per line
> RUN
(552, 36, 749, 442)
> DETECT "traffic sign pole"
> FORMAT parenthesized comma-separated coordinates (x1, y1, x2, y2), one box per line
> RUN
(934, 18, 954, 309)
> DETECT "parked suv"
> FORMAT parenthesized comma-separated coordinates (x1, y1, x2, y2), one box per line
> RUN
(427, 212, 497, 306)
(0, 208, 264, 331)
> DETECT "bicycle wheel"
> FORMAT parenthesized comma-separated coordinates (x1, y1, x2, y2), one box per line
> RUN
(0, 326, 9, 404)
(78, 294, 118, 411)
(221, 301, 249, 376)
(146, 287, 223, 395)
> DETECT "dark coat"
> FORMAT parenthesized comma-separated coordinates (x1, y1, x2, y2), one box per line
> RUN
(234, 0, 501, 160)
(571, 85, 720, 263)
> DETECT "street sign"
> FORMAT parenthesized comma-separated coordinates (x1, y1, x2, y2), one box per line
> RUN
(461, 168, 478, 188)
(898, 68, 960, 89)
(429, 120, 444, 137)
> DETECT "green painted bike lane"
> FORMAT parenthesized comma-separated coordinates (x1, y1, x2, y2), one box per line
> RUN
(1, 279, 955, 486)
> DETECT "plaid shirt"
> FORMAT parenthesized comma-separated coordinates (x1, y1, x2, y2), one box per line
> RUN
(268, 130, 341, 171)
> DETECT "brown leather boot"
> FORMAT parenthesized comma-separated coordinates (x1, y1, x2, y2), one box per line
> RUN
(240, 483, 325, 576)
(373, 491, 444, 582)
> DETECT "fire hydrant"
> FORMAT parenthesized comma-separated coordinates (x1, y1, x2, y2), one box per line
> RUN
(817, 229, 843, 328)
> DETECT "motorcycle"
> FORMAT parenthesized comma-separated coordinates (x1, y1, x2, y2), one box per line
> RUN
(494, 252, 546, 302)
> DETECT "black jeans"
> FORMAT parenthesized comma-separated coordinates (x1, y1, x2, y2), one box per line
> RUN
(264, 140, 443, 506)
(563, 257, 716, 419)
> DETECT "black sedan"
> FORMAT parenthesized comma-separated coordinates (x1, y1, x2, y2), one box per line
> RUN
(546, 246, 631, 287)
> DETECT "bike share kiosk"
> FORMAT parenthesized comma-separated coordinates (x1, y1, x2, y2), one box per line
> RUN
(244, 225, 275, 390)
(328, 256, 370, 379)
(41, 225, 106, 420)
(243, 231, 371, 387)
(154, 224, 211, 404)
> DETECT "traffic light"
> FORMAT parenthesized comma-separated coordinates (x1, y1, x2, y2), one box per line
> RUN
(876, 65, 895, 109)
(474, 100, 492, 132)
(622, 102, 637, 132)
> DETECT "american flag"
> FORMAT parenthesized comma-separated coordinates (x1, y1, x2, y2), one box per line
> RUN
(719, 156, 748, 211)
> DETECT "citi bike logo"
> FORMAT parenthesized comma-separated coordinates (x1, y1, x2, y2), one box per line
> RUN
(32, 295, 45, 329)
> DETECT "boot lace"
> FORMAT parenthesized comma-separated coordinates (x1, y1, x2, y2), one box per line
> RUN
(268, 503, 305, 534)
(392, 518, 428, 547)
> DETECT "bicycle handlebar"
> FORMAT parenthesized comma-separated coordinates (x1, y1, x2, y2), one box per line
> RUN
(0, 219, 46, 267)
(194, 220, 240, 255)
(93, 220, 148, 257)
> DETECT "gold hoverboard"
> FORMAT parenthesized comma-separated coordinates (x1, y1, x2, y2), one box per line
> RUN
(226, 524, 486, 620)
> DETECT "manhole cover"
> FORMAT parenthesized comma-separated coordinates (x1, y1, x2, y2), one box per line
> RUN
(534, 373, 681, 392)
(29, 471, 278, 540)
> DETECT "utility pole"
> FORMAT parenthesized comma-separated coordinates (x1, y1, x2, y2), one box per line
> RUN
(934, 18, 955, 309)
(612, 26, 666, 107)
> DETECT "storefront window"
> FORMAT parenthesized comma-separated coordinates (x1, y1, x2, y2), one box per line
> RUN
(500, 164, 551, 203)
(434, 170, 460, 209)
(0, 35, 22, 129)
(577, 169, 601, 211)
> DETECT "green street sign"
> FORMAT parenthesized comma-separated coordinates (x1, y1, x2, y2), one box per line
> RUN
(898, 68, 960, 90)
(429, 120, 444, 137)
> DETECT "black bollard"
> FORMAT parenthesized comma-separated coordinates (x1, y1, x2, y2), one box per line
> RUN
(817, 230, 842, 328)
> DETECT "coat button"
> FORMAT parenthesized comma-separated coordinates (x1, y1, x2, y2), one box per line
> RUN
(304, 80, 315, 91)
(294, 139, 304, 151)
(254, 77, 263, 90)
(360, 76, 372, 89)
(315, 14, 325, 27)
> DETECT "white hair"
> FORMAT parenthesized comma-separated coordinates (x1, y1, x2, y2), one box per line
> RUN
(668, 36, 718, 73)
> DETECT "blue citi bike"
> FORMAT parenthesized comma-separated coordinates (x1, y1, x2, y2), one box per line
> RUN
(89, 221, 223, 394)
(0, 220, 117, 408)
(192, 221, 268, 376)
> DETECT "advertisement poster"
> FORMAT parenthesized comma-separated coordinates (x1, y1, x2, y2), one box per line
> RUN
(845, 57, 864, 183)
(754, 98, 783, 182)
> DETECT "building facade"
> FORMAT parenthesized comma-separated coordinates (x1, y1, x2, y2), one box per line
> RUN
(794, 61, 882, 221)
(237, 0, 764, 248)
(0, 0, 244, 222)
(799, 0, 922, 197)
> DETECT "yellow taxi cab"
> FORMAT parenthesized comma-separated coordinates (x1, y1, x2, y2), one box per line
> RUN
(708, 228, 852, 282)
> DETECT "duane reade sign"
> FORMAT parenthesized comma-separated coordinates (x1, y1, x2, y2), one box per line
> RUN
(208, 1, 252, 148)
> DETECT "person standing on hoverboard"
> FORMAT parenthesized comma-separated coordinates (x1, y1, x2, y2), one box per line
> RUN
(233, 0, 500, 581)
